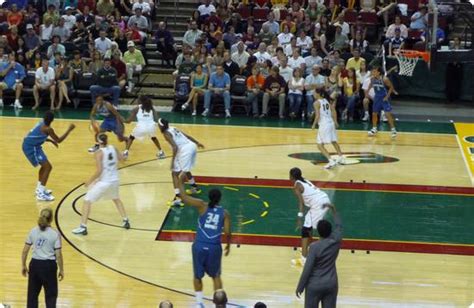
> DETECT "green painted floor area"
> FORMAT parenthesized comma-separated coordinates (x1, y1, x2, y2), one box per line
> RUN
(0, 107, 456, 134)
(165, 184, 474, 245)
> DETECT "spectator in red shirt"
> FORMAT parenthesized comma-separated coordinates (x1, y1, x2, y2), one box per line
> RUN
(78, 0, 97, 13)
(126, 23, 143, 44)
(7, 25, 20, 52)
(7, 4, 23, 28)
(111, 50, 127, 90)
(246, 65, 266, 117)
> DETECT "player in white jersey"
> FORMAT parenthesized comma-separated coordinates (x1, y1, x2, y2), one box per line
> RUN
(158, 118, 205, 207)
(123, 96, 165, 160)
(312, 89, 344, 169)
(290, 167, 332, 266)
(72, 133, 130, 235)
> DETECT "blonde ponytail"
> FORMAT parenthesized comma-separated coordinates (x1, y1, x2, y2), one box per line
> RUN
(38, 207, 53, 231)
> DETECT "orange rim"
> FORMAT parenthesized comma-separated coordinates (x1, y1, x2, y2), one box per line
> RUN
(397, 49, 430, 63)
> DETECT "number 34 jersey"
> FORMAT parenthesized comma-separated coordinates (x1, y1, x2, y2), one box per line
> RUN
(195, 206, 225, 245)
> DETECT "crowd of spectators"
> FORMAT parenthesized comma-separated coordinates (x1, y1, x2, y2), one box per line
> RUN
(172, 0, 456, 120)
(0, 0, 154, 110)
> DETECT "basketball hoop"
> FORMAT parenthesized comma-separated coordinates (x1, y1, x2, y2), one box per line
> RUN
(395, 50, 430, 77)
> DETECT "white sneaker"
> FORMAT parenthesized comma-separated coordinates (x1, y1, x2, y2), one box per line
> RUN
(381, 111, 388, 122)
(36, 191, 55, 201)
(122, 150, 129, 160)
(336, 156, 346, 165)
(35, 188, 53, 195)
(181, 102, 189, 111)
(225, 109, 231, 118)
(362, 112, 369, 121)
(88, 144, 99, 153)
(201, 109, 209, 117)
(167, 197, 184, 207)
(324, 159, 337, 169)
(368, 128, 378, 136)
(157, 150, 165, 159)
(391, 129, 397, 139)
(192, 110, 197, 116)
(14, 100, 23, 109)
(72, 225, 88, 235)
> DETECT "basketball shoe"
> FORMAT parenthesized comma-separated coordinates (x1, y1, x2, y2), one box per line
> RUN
(157, 150, 165, 159)
(324, 159, 337, 169)
(72, 225, 88, 235)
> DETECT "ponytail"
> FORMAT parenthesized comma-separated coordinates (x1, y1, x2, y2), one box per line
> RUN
(97, 133, 108, 145)
(208, 189, 222, 208)
(290, 167, 306, 183)
(38, 207, 53, 231)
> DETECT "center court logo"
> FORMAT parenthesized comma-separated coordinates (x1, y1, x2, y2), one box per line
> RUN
(289, 152, 399, 165)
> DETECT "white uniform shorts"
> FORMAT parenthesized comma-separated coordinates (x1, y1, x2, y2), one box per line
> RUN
(84, 180, 120, 203)
(131, 122, 157, 140)
(317, 122, 338, 144)
(172, 142, 197, 172)
(303, 196, 331, 229)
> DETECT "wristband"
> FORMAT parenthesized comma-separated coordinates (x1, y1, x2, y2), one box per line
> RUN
(297, 212, 304, 217)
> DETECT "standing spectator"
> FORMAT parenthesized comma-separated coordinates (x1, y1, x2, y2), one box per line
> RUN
(278, 57, 294, 83)
(111, 50, 127, 90)
(296, 204, 342, 308)
(410, 6, 428, 30)
(46, 35, 65, 59)
(183, 21, 203, 48)
(7, 4, 23, 28)
(246, 65, 265, 117)
(254, 42, 272, 64)
(94, 29, 112, 56)
(304, 47, 322, 76)
(61, 6, 77, 31)
(181, 63, 208, 116)
(287, 67, 305, 119)
(21, 208, 64, 308)
(123, 40, 145, 93)
(231, 41, 250, 74)
(346, 48, 365, 71)
(202, 64, 231, 118)
(90, 57, 121, 106)
(55, 57, 73, 110)
(0, 52, 25, 108)
(96, 0, 115, 17)
(23, 24, 41, 54)
(262, 12, 280, 35)
(155, 21, 176, 68)
(305, 64, 326, 117)
(261, 66, 287, 118)
(385, 15, 408, 40)
(52, 18, 71, 42)
(222, 51, 239, 79)
(197, 0, 216, 21)
(33, 57, 57, 110)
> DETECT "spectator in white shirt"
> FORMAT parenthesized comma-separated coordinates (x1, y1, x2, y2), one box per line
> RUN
(132, 0, 152, 16)
(278, 57, 293, 83)
(231, 41, 250, 74)
(287, 67, 305, 119)
(285, 37, 298, 57)
(253, 42, 272, 64)
(40, 18, 54, 42)
(52, 18, 71, 43)
(296, 31, 313, 56)
(61, 6, 76, 31)
(277, 25, 294, 47)
(305, 64, 327, 117)
(94, 29, 112, 56)
(198, 0, 216, 20)
(288, 48, 306, 72)
(386, 15, 408, 39)
(33, 58, 56, 110)
(183, 21, 203, 47)
(304, 47, 323, 76)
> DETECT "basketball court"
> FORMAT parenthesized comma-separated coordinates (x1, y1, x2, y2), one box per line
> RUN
(1, 111, 473, 307)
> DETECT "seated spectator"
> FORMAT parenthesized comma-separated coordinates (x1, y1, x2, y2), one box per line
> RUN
(305, 64, 326, 117)
(55, 56, 73, 110)
(23, 5, 40, 28)
(278, 56, 293, 83)
(7, 4, 23, 28)
(111, 50, 127, 90)
(271, 46, 285, 66)
(90, 57, 121, 106)
(287, 67, 305, 119)
(410, 6, 428, 30)
(350, 31, 369, 54)
(288, 48, 306, 72)
(23, 24, 41, 55)
(62, 6, 77, 31)
(222, 51, 239, 79)
(204, 54, 215, 76)
(114, 0, 133, 18)
(290, 2, 305, 23)
(153, 21, 176, 68)
(388, 28, 405, 55)
(123, 41, 146, 93)
(304, 47, 323, 76)
(351, 16, 368, 41)
(296, 31, 313, 57)
(333, 13, 350, 37)
(46, 35, 65, 59)
(386, 15, 408, 40)
(346, 48, 366, 71)
(246, 65, 265, 117)
(261, 66, 287, 118)
(0, 52, 25, 109)
(277, 24, 294, 47)
(206, 10, 223, 31)
(202, 64, 231, 118)
(267, 37, 280, 56)
(306, 1, 325, 23)
(78, 4, 95, 26)
(115, 30, 128, 53)
(78, 1, 97, 16)
(320, 58, 331, 76)
(27, 50, 42, 70)
(262, 12, 280, 35)
(43, 4, 60, 25)
(340, 67, 360, 121)
(88, 50, 103, 74)
(333, 24, 349, 52)
(223, 25, 239, 49)
(421, 27, 445, 46)
(69, 49, 88, 74)
(96, 0, 115, 17)
(104, 42, 122, 60)
(183, 21, 203, 48)
(52, 18, 71, 43)
(326, 67, 341, 102)
(95, 29, 112, 56)
(280, 15, 297, 34)
(181, 63, 208, 116)
(6, 25, 20, 52)
(198, 0, 216, 21)
(33, 57, 56, 110)
(213, 289, 228, 308)
(258, 24, 275, 47)
(242, 26, 256, 48)
(231, 41, 250, 74)
(159, 301, 173, 308)
(49, 51, 62, 68)
(127, 8, 148, 40)
(253, 42, 272, 64)
(285, 37, 298, 57)
(126, 23, 144, 45)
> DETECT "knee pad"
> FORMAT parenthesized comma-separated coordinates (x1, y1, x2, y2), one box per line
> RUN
(301, 226, 312, 238)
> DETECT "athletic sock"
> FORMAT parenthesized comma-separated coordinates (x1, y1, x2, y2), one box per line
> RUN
(188, 177, 196, 185)
(36, 181, 42, 191)
(80, 223, 87, 228)
(37, 184, 45, 193)
(195, 291, 203, 303)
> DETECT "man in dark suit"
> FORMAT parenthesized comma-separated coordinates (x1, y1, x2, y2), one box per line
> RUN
(296, 204, 342, 308)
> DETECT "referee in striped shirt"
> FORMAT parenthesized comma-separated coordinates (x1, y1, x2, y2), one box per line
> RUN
(21, 208, 64, 308)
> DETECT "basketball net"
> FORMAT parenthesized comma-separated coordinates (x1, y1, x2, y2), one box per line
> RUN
(395, 51, 420, 76)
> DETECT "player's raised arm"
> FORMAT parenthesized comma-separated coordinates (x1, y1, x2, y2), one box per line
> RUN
(45, 124, 75, 144)
(177, 172, 207, 210)
(223, 210, 232, 256)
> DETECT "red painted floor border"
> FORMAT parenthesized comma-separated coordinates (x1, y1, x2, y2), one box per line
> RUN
(195, 176, 474, 195)
(157, 231, 474, 256)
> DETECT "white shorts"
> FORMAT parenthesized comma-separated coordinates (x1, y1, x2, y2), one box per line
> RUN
(303, 197, 331, 229)
(317, 122, 338, 144)
(84, 180, 120, 203)
(131, 122, 156, 140)
(172, 142, 197, 172)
